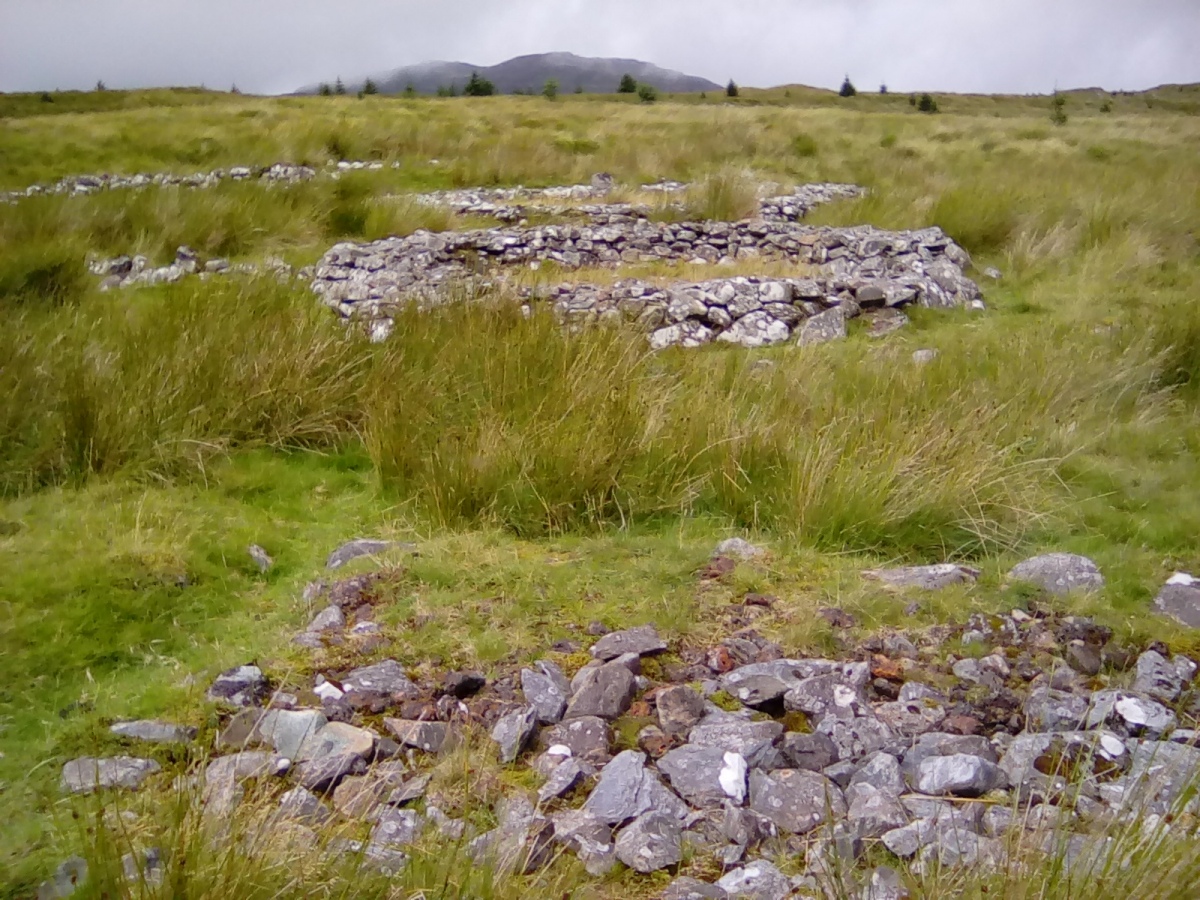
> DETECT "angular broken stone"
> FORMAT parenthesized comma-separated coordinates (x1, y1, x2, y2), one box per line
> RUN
(1085, 690, 1176, 737)
(862, 564, 980, 591)
(874, 698, 947, 737)
(307, 605, 345, 633)
(538, 758, 586, 802)
(250, 709, 328, 759)
(384, 719, 452, 753)
(1153, 573, 1200, 628)
(109, 720, 196, 745)
(690, 715, 784, 770)
(342, 660, 418, 701)
(817, 716, 897, 763)
(248, 544, 274, 573)
(847, 784, 909, 839)
(661, 876, 729, 900)
(784, 673, 869, 723)
(491, 706, 539, 763)
(521, 661, 570, 724)
(61, 757, 161, 794)
(296, 752, 366, 793)
(780, 732, 839, 771)
(614, 810, 683, 873)
(657, 684, 706, 735)
(916, 754, 1006, 797)
(748, 768, 846, 835)
(371, 808, 424, 848)
(657, 745, 749, 807)
(1132, 650, 1190, 704)
(327, 538, 410, 570)
(713, 537, 765, 561)
(582, 750, 688, 825)
(564, 661, 636, 720)
(540, 716, 611, 765)
(717, 860, 792, 900)
(278, 786, 332, 824)
(1008, 553, 1103, 595)
(1024, 686, 1090, 732)
(207, 664, 269, 707)
(850, 751, 905, 796)
(299, 721, 375, 762)
(37, 856, 88, 900)
(797, 307, 846, 346)
(589, 624, 668, 661)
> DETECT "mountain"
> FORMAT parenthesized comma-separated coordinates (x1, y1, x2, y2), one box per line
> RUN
(296, 52, 721, 96)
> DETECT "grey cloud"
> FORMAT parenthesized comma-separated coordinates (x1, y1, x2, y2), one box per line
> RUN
(1, 0, 1196, 95)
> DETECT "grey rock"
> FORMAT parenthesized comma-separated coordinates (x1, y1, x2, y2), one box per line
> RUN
(689, 716, 784, 769)
(492, 706, 539, 763)
(716, 860, 792, 900)
(426, 804, 466, 839)
(521, 660, 570, 723)
(1024, 686, 1090, 732)
(797, 307, 846, 346)
(296, 752, 366, 792)
(998, 731, 1128, 786)
(901, 733, 996, 788)
(61, 757, 160, 793)
(298, 720, 375, 761)
(875, 698, 947, 737)
(862, 866, 909, 900)
(307, 605, 345, 633)
(915, 831, 1003, 872)
(278, 786, 332, 824)
(344, 660, 418, 700)
(37, 857, 89, 899)
(784, 673, 869, 723)
(1008, 553, 1104, 595)
(780, 732, 839, 771)
(862, 563, 980, 590)
(110, 720, 196, 744)
(207, 664, 270, 707)
(614, 811, 682, 872)
(1086, 690, 1176, 737)
(714, 537, 766, 560)
(658, 745, 749, 807)
(658, 684, 706, 735)
(912, 348, 938, 365)
(371, 808, 424, 847)
(541, 715, 611, 764)
(564, 660, 636, 720)
(384, 719, 453, 753)
(1124, 741, 1200, 814)
(583, 750, 688, 825)
(248, 544, 274, 573)
(1153, 573, 1200, 628)
(916, 754, 1006, 796)
(662, 877, 729, 900)
(538, 758, 586, 802)
(120, 847, 163, 888)
(748, 768, 845, 834)
(327, 538, 405, 569)
(817, 716, 897, 763)
(848, 784, 909, 839)
(589, 624, 667, 660)
(1133, 650, 1189, 704)
(898, 682, 944, 703)
(385, 773, 431, 806)
(850, 751, 905, 795)
(257, 709, 329, 759)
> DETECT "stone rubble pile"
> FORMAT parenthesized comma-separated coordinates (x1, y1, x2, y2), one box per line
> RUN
(312, 216, 984, 348)
(50, 541, 1200, 900)
(4, 163, 327, 203)
(87, 245, 297, 292)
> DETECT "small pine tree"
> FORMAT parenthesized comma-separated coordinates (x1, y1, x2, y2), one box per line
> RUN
(363, 79, 378, 95)
(700, 91, 707, 100)
(334, 77, 346, 95)
(40, 91, 54, 103)
(726, 79, 739, 98)
(95, 80, 107, 92)
(880, 84, 888, 94)
(403, 83, 416, 98)
(839, 76, 857, 98)
(918, 93, 939, 113)
(908, 94, 917, 107)
(319, 83, 332, 97)
(1100, 99, 1113, 113)
(1050, 92, 1068, 126)
(637, 83, 658, 103)
(618, 73, 638, 94)
(463, 72, 495, 96)
(543, 78, 559, 101)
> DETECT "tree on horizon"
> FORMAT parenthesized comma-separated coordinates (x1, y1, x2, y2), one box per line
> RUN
(839, 76, 857, 97)
(618, 73, 638, 94)
(726, 79, 739, 98)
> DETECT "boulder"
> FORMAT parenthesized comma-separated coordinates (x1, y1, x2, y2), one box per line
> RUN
(748, 768, 846, 835)
(716, 860, 792, 900)
(714, 537, 766, 560)
(796, 307, 846, 346)
(657, 684, 706, 735)
(296, 752, 367, 793)
(109, 720, 196, 744)
(564, 661, 636, 720)
(207, 665, 270, 707)
(614, 811, 683, 872)
(1153, 573, 1200, 628)
(582, 750, 688, 825)
(1132, 650, 1192, 704)
(540, 716, 611, 764)
(61, 757, 160, 794)
(689, 716, 784, 770)
(384, 719, 453, 753)
(589, 625, 668, 660)
(521, 661, 570, 724)
(657, 745, 749, 807)
(491, 706, 539, 763)
(916, 754, 1006, 797)
(343, 660, 419, 701)
(1008, 553, 1103, 595)
(862, 564, 979, 591)
(298, 721, 375, 762)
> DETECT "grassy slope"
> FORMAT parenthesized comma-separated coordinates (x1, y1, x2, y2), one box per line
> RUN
(1, 88, 1199, 894)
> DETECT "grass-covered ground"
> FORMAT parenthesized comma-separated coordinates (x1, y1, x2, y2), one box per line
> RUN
(1, 85, 1199, 896)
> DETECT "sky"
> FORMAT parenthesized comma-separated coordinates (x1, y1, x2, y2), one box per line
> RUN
(2, 0, 1198, 96)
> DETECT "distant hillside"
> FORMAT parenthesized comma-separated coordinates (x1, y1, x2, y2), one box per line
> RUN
(296, 52, 721, 96)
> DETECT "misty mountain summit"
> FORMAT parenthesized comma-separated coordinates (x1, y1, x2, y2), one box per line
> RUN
(296, 51, 720, 96)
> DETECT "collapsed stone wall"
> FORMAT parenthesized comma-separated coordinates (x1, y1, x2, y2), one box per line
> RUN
(312, 212, 984, 348)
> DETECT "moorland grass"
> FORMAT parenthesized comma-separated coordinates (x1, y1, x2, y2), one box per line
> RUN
(1, 87, 1199, 896)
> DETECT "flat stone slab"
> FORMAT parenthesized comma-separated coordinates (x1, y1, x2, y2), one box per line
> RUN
(1008, 553, 1104, 595)
(521, 661, 570, 724)
(384, 719, 453, 753)
(299, 721, 376, 761)
(207, 664, 269, 707)
(342, 660, 419, 699)
(748, 768, 846, 835)
(491, 706, 538, 763)
(1154, 573, 1200, 628)
(326, 538, 413, 569)
(862, 564, 980, 591)
(61, 757, 161, 793)
(657, 745, 748, 807)
(614, 810, 682, 873)
(564, 661, 636, 720)
(110, 720, 196, 744)
(717, 860, 792, 900)
(589, 625, 668, 661)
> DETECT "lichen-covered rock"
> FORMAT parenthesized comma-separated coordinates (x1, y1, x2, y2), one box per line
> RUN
(109, 720, 196, 744)
(491, 706, 539, 763)
(1008, 553, 1104, 595)
(614, 810, 683, 872)
(521, 660, 570, 723)
(61, 757, 160, 794)
(658, 745, 749, 807)
(862, 564, 980, 591)
(590, 625, 668, 661)
(748, 768, 846, 834)
(1153, 573, 1200, 628)
(564, 661, 637, 720)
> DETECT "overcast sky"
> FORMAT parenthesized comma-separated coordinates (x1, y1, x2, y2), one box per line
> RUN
(2, 0, 1197, 96)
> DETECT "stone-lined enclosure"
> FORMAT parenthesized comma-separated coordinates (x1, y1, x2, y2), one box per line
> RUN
(312, 182, 986, 349)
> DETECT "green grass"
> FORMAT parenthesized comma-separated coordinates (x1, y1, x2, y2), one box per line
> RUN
(1, 85, 1199, 896)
